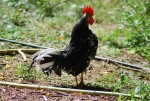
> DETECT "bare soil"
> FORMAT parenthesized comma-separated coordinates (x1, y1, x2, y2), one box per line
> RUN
(0, 85, 117, 101)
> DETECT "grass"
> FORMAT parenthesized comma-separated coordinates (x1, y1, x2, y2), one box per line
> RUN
(0, 0, 150, 100)
(0, 0, 119, 49)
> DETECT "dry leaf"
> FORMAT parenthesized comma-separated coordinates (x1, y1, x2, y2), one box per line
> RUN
(58, 37, 64, 41)
(18, 78, 22, 83)
(40, 89, 44, 92)
(102, 71, 109, 74)
(5, 65, 10, 68)
(0, 76, 4, 79)
(0, 73, 4, 79)
(46, 93, 50, 96)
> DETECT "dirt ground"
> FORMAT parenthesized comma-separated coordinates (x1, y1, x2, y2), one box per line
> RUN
(0, 85, 117, 101)
(0, 43, 149, 100)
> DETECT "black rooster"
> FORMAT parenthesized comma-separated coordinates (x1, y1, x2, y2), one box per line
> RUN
(29, 6, 98, 86)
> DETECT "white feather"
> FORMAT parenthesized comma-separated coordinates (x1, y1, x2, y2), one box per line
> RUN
(36, 65, 41, 73)
(39, 62, 54, 69)
(33, 48, 60, 73)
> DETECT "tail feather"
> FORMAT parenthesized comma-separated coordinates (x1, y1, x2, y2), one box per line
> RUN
(29, 48, 61, 73)
(52, 55, 65, 76)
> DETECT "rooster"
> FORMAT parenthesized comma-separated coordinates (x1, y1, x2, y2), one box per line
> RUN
(29, 6, 98, 86)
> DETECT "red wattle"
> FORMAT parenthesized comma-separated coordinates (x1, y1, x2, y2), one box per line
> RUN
(89, 17, 94, 25)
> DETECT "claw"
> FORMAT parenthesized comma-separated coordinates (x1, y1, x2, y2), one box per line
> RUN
(42, 69, 50, 76)
(78, 80, 85, 87)
(42, 66, 53, 76)
(78, 72, 85, 87)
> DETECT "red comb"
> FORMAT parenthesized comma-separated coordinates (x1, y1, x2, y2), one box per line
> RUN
(82, 5, 94, 15)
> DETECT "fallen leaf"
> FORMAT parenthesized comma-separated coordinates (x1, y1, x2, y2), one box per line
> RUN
(46, 93, 50, 96)
(0, 76, 4, 79)
(0, 73, 4, 79)
(18, 78, 22, 83)
(40, 89, 44, 92)
(102, 72, 109, 74)
(58, 37, 64, 41)
(72, 92, 77, 95)
(5, 65, 10, 68)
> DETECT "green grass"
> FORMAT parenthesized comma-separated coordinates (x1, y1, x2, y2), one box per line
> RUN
(16, 64, 36, 82)
(0, 0, 119, 48)
(116, 0, 150, 62)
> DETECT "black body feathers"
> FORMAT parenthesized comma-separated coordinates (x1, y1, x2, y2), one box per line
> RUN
(30, 14, 98, 77)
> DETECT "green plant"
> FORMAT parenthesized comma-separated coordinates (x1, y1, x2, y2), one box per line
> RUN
(105, 29, 120, 48)
(16, 64, 36, 82)
(0, 0, 28, 40)
(29, 0, 69, 18)
(134, 81, 150, 101)
(3, 0, 29, 26)
(117, 0, 150, 62)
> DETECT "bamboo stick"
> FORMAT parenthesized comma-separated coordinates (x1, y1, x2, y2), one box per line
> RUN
(0, 49, 42, 54)
(0, 81, 140, 98)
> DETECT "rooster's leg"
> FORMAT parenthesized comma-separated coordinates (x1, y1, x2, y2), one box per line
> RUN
(79, 72, 85, 87)
(74, 76, 78, 86)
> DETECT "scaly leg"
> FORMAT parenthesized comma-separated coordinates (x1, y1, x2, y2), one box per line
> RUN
(74, 76, 78, 86)
(79, 72, 85, 87)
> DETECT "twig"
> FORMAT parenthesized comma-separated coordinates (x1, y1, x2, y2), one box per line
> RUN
(0, 81, 140, 98)
(18, 49, 27, 61)
(0, 63, 6, 65)
(94, 56, 150, 72)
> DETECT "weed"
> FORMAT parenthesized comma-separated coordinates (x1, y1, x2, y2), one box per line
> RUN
(117, 0, 150, 62)
(134, 81, 150, 100)
(16, 64, 36, 82)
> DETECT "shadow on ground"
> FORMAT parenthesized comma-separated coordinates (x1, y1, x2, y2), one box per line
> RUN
(54, 83, 111, 92)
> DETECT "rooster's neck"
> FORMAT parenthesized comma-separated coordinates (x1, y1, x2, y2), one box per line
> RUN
(80, 14, 89, 27)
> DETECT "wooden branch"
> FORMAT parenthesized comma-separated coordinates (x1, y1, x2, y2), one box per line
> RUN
(0, 81, 140, 98)
(95, 56, 150, 72)
(18, 49, 27, 61)
(0, 63, 6, 65)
